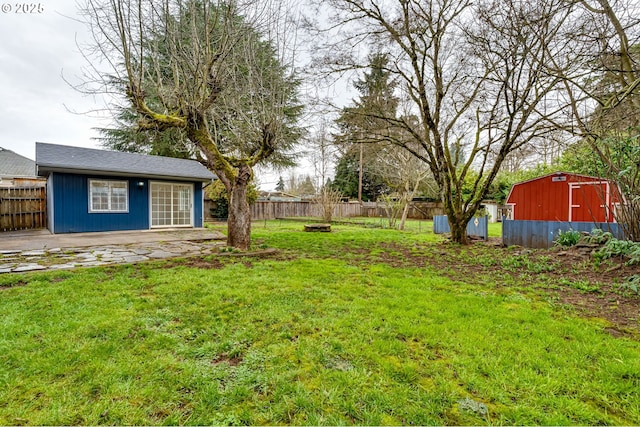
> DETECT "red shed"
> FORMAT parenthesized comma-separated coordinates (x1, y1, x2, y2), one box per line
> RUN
(506, 172, 623, 223)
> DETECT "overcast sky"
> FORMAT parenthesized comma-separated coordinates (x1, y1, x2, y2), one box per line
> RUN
(0, 1, 111, 161)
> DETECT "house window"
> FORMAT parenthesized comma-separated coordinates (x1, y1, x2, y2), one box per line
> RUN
(89, 179, 128, 212)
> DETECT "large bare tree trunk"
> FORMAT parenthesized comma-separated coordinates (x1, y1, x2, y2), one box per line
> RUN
(450, 222, 468, 245)
(443, 194, 470, 245)
(227, 164, 252, 250)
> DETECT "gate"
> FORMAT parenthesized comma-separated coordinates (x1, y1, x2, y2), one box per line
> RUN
(0, 186, 47, 231)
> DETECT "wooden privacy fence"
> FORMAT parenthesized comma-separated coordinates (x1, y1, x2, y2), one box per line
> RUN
(241, 201, 445, 221)
(205, 200, 446, 221)
(0, 186, 47, 231)
(360, 201, 445, 219)
(250, 201, 360, 220)
(502, 219, 625, 249)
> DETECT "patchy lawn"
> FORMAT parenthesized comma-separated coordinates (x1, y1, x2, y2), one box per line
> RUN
(0, 220, 639, 425)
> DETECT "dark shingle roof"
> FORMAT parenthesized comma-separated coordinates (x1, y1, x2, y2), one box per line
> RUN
(36, 142, 215, 182)
(0, 147, 37, 178)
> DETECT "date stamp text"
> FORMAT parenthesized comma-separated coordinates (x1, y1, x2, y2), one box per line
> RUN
(1, 3, 45, 13)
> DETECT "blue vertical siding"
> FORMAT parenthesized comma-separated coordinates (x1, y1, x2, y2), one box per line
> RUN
(502, 219, 625, 248)
(51, 173, 149, 233)
(50, 173, 206, 233)
(194, 184, 203, 227)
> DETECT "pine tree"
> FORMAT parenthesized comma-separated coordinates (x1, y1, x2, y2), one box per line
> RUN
(275, 176, 285, 192)
(332, 53, 398, 201)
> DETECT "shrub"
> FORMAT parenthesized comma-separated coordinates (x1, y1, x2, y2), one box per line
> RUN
(618, 275, 640, 295)
(584, 228, 614, 244)
(594, 238, 640, 266)
(554, 229, 581, 247)
(207, 180, 258, 219)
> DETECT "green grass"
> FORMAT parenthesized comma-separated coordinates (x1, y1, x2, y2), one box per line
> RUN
(0, 221, 638, 425)
(255, 217, 502, 237)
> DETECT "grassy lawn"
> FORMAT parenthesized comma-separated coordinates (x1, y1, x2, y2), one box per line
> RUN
(1, 220, 639, 425)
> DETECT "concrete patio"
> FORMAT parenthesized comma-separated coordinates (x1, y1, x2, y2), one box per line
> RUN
(0, 228, 225, 251)
(0, 228, 227, 273)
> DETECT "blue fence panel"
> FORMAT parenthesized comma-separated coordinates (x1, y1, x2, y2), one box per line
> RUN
(433, 215, 450, 234)
(502, 220, 625, 248)
(433, 215, 488, 241)
(467, 215, 488, 240)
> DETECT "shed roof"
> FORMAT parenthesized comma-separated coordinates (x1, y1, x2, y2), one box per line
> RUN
(509, 171, 610, 187)
(36, 142, 215, 182)
(0, 147, 37, 178)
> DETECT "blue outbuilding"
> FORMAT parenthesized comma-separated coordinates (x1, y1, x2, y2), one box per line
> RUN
(36, 142, 216, 234)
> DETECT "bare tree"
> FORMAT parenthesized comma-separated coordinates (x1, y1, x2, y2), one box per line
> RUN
(314, 186, 344, 222)
(375, 144, 431, 230)
(79, 0, 303, 249)
(548, 0, 640, 240)
(308, 0, 568, 243)
(308, 119, 339, 190)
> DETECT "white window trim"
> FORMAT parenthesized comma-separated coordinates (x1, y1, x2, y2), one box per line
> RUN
(89, 179, 129, 213)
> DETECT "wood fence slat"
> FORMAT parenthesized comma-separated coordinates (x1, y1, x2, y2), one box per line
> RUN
(239, 201, 445, 221)
(0, 186, 47, 232)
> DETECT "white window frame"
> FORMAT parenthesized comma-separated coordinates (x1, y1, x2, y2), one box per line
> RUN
(89, 179, 129, 213)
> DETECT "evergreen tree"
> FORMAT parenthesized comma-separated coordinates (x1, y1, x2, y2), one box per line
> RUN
(334, 52, 398, 147)
(275, 176, 285, 192)
(333, 52, 399, 201)
(332, 149, 389, 201)
(296, 175, 316, 195)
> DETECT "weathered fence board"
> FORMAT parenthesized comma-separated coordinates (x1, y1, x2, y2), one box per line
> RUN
(0, 186, 47, 231)
(433, 215, 489, 240)
(251, 201, 320, 220)
(205, 200, 446, 221)
(502, 219, 625, 249)
(359, 201, 445, 219)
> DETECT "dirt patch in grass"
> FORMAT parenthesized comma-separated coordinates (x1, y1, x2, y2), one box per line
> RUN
(211, 354, 243, 366)
(558, 289, 638, 336)
(0, 280, 28, 290)
(161, 257, 228, 270)
(159, 248, 288, 270)
(374, 241, 640, 335)
(217, 247, 280, 258)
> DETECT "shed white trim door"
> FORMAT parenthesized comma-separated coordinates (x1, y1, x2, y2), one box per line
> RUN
(150, 182, 193, 227)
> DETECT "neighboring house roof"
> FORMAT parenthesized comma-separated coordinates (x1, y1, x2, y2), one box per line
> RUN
(36, 142, 216, 182)
(0, 147, 37, 178)
(257, 190, 301, 201)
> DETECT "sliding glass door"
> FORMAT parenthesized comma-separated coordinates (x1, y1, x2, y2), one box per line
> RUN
(150, 182, 193, 227)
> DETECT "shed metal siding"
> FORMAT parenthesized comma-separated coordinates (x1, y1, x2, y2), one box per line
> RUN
(506, 173, 620, 223)
(503, 219, 625, 248)
(51, 173, 150, 233)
